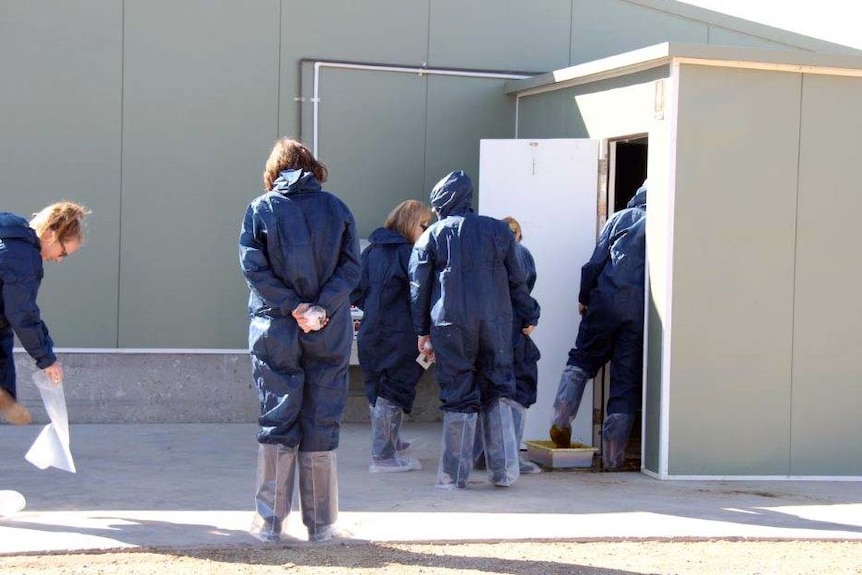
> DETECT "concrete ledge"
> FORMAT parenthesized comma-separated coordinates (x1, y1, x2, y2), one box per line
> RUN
(13, 352, 442, 425)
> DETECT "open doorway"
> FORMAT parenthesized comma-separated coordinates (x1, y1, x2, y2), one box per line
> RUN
(593, 134, 648, 469)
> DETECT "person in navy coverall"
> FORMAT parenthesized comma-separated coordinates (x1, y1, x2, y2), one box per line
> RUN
(410, 171, 540, 489)
(0, 201, 89, 425)
(240, 138, 360, 542)
(549, 182, 647, 470)
(352, 199, 432, 473)
(474, 216, 543, 475)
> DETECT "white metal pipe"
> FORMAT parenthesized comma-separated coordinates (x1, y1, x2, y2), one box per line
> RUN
(311, 60, 529, 155)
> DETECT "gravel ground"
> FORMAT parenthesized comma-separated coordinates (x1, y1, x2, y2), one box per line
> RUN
(1, 540, 860, 575)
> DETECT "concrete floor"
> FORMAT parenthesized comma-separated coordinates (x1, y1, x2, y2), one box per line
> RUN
(1, 422, 861, 554)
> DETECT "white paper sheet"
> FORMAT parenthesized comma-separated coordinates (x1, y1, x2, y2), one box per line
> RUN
(25, 370, 76, 473)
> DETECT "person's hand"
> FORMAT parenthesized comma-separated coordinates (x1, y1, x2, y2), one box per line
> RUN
(292, 303, 329, 333)
(578, 303, 586, 316)
(292, 303, 313, 333)
(292, 303, 311, 319)
(522, 325, 535, 336)
(44, 362, 64, 386)
(417, 335, 434, 361)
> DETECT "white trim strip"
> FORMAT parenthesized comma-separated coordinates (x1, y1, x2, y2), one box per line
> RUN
(657, 63, 680, 480)
(659, 475, 862, 482)
(674, 57, 862, 78)
(638, 468, 861, 481)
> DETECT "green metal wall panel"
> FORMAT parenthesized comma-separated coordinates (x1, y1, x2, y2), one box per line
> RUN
(792, 74, 862, 475)
(279, 0, 431, 140)
(4, 0, 856, 356)
(0, 0, 122, 347)
(119, 0, 279, 348)
(669, 65, 800, 475)
(424, 76, 517, 201)
(517, 89, 587, 139)
(316, 68, 427, 238)
(570, 0, 708, 65)
(428, 0, 571, 71)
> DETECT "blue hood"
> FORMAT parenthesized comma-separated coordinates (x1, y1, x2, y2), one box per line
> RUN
(430, 170, 473, 219)
(0, 213, 39, 248)
(271, 169, 322, 195)
(368, 227, 410, 246)
(627, 183, 647, 209)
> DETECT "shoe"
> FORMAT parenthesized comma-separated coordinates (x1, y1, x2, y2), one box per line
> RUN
(0, 388, 31, 425)
(549, 424, 571, 448)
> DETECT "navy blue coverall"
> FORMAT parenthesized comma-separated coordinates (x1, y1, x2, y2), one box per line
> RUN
(409, 171, 540, 413)
(352, 227, 424, 412)
(567, 185, 647, 415)
(0, 213, 56, 399)
(511, 242, 541, 409)
(239, 170, 360, 452)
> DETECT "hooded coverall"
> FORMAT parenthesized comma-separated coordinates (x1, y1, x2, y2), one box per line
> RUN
(239, 169, 360, 451)
(352, 227, 424, 412)
(409, 171, 540, 413)
(0, 213, 56, 400)
(569, 185, 647, 417)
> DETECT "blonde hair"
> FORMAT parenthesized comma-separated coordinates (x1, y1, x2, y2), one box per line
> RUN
(263, 138, 328, 191)
(30, 201, 90, 244)
(502, 216, 522, 242)
(384, 200, 432, 241)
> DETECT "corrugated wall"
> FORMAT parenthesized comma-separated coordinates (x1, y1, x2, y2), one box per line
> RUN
(0, 0, 835, 350)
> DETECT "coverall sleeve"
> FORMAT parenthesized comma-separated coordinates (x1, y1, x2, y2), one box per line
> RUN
(239, 204, 302, 315)
(578, 215, 616, 307)
(349, 246, 370, 310)
(505, 236, 540, 327)
(409, 233, 435, 336)
(315, 210, 361, 313)
(2, 276, 56, 369)
(523, 247, 537, 293)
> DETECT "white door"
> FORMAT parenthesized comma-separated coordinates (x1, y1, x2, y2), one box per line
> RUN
(479, 138, 600, 446)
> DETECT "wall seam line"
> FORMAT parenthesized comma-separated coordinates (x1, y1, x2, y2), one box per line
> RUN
(788, 73, 805, 475)
(116, 0, 126, 348)
(422, 0, 432, 188)
(276, 0, 283, 138)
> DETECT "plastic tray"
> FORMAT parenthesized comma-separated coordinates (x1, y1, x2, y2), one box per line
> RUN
(524, 440, 597, 469)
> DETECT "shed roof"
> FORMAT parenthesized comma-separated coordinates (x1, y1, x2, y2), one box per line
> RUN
(506, 42, 862, 97)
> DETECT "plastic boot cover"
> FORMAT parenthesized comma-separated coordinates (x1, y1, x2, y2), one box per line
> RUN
(480, 398, 520, 487)
(550, 365, 590, 447)
(250, 443, 296, 542)
(298, 450, 345, 541)
(369, 397, 420, 473)
(436, 411, 477, 489)
(510, 401, 541, 475)
(601, 413, 635, 470)
(395, 438, 413, 454)
(472, 416, 486, 470)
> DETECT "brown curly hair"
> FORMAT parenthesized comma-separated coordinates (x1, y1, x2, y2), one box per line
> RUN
(263, 138, 328, 191)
